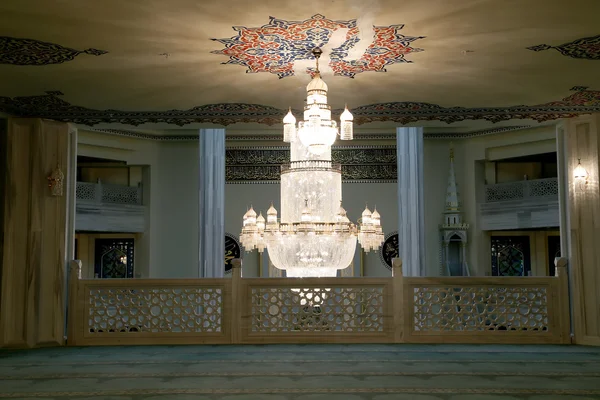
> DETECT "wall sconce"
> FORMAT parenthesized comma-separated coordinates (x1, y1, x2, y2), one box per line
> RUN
(47, 166, 64, 196)
(573, 159, 588, 183)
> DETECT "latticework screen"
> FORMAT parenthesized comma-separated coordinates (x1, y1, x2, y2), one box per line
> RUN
(411, 285, 550, 332)
(86, 286, 224, 334)
(249, 285, 386, 333)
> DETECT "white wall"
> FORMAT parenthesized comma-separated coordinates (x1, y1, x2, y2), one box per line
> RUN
(154, 142, 199, 278)
(77, 131, 201, 278)
(458, 125, 557, 276)
(77, 130, 159, 278)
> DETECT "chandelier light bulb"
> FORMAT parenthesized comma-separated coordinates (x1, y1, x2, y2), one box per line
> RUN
(340, 105, 354, 140)
(283, 108, 296, 143)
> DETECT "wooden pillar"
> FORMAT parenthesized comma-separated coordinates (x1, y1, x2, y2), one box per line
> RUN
(230, 258, 243, 344)
(563, 114, 600, 346)
(67, 260, 82, 346)
(554, 257, 571, 344)
(392, 257, 404, 343)
(0, 118, 71, 348)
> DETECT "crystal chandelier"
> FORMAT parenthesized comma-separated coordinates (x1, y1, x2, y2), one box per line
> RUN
(240, 48, 384, 277)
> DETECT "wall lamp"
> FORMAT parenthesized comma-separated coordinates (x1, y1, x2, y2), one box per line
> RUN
(573, 158, 588, 186)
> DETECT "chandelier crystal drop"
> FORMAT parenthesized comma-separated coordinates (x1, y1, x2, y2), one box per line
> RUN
(240, 48, 384, 278)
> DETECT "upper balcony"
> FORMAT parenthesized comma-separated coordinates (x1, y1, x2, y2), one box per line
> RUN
(75, 181, 146, 232)
(479, 178, 559, 230)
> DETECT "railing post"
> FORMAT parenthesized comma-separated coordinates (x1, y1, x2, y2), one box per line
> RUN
(94, 181, 103, 203)
(392, 257, 404, 343)
(523, 180, 530, 199)
(555, 257, 571, 344)
(67, 260, 82, 346)
(230, 258, 243, 344)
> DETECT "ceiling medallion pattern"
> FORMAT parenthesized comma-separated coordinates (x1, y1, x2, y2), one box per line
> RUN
(0, 90, 598, 126)
(211, 14, 424, 78)
(527, 35, 600, 60)
(0, 36, 108, 66)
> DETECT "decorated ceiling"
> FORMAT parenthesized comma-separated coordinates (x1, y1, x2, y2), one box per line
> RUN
(0, 0, 599, 132)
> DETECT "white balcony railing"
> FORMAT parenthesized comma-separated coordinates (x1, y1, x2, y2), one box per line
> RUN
(76, 182, 142, 205)
(484, 178, 558, 203)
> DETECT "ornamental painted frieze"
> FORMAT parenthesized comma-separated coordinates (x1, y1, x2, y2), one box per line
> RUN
(527, 35, 600, 60)
(0, 36, 108, 65)
(1, 89, 599, 126)
(0, 93, 284, 126)
(225, 147, 397, 183)
(211, 14, 424, 78)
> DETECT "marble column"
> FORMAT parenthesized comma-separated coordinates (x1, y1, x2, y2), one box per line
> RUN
(198, 129, 225, 278)
(396, 127, 425, 276)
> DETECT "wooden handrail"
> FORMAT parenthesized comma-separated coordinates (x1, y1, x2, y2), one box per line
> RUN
(65, 257, 570, 346)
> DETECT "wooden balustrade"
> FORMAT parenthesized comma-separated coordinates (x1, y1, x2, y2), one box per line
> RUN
(67, 258, 571, 346)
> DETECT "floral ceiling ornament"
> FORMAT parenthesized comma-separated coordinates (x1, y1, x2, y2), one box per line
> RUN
(527, 35, 600, 60)
(0, 36, 108, 66)
(211, 14, 424, 78)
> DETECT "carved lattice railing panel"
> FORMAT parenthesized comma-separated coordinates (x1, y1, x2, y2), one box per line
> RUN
(76, 182, 142, 205)
(241, 278, 393, 340)
(484, 178, 558, 202)
(411, 286, 549, 332)
(250, 287, 384, 332)
(68, 260, 569, 345)
(83, 282, 227, 337)
(75, 181, 96, 201)
(101, 183, 141, 205)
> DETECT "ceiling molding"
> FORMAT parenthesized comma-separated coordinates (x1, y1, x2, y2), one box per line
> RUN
(84, 125, 533, 142)
(1, 90, 598, 128)
(0, 36, 107, 66)
(527, 34, 600, 60)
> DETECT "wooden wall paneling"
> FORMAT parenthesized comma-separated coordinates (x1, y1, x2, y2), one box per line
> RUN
(567, 114, 600, 346)
(0, 119, 6, 332)
(35, 120, 69, 346)
(1, 119, 34, 347)
(0, 118, 70, 348)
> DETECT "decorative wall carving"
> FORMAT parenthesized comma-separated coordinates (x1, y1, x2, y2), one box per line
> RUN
(212, 14, 424, 78)
(527, 35, 600, 60)
(0, 36, 107, 65)
(1, 90, 598, 127)
(225, 147, 397, 182)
